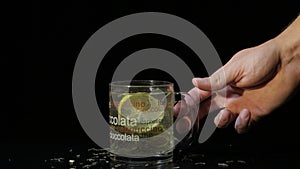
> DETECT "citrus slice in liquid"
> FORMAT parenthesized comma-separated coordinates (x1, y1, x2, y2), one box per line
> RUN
(118, 92, 165, 125)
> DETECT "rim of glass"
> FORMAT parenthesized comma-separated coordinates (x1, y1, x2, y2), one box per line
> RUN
(109, 80, 173, 87)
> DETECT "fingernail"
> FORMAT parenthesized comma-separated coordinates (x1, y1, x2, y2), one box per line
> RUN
(235, 109, 250, 129)
(218, 110, 224, 121)
(214, 111, 224, 127)
(192, 78, 200, 87)
(235, 116, 242, 128)
(240, 109, 250, 120)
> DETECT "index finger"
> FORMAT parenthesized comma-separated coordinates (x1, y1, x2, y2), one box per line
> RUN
(188, 87, 212, 104)
(173, 87, 211, 116)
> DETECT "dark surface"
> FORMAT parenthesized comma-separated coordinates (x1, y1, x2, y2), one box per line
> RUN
(5, 142, 300, 169)
(5, 0, 300, 168)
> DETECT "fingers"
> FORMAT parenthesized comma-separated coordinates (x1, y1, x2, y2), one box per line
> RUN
(214, 108, 253, 134)
(234, 109, 251, 134)
(174, 99, 195, 134)
(174, 90, 208, 134)
(175, 115, 192, 134)
(188, 87, 211, 104)
(192, 65, 237, 91)
(214, 109, 237, 128)
(192, 77, 211, 90)
(176, 100, 255, 134)
(173, 87, 211, 116)
(175, 97, 221, 134)
(173, 100, 188, 117)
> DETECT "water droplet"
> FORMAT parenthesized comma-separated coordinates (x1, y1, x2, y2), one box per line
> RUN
(225, 160, 234, 164)
(217, 163, 229, 168)
(237, 160, 246, 164)
(86, 158, 95, 162)
(82, 164, 91, 169)
(69, 159, 75, 166)
(114, 163, 122, 168)
(194, 162, 206, 166)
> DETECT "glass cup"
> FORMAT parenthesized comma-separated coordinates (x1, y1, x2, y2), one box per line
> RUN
(109, 80, 175, 166)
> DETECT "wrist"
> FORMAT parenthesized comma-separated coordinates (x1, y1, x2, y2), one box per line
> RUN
(274, 15, 300, 66)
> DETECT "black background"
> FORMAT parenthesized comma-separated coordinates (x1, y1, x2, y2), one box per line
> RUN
(5, 0, 300, 168)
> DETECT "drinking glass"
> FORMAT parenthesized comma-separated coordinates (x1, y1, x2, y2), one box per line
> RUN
(109, 80, 174, 166)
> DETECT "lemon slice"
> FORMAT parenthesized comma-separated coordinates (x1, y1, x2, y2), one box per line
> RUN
(118, 92, 165, 125)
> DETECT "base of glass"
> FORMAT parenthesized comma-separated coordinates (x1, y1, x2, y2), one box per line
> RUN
(110, 152, 173, 167)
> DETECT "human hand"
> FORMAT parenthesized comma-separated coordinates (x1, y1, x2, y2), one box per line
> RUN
(174, 15, 300, 134)
(175, 40, 283, 134)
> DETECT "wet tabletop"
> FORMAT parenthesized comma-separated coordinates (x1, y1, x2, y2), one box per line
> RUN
(42, 147, 251, 169)
(6, 144, 297, 169)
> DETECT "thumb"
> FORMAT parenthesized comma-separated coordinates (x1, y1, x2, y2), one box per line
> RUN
(192, 66, 236, 91)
